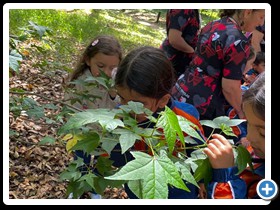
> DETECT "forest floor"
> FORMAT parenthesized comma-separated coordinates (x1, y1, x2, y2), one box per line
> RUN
(8, 10, 166, 199)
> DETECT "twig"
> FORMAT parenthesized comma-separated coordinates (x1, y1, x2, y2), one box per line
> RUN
(10, 136, 65, 148)
(9, 91, 83, 112)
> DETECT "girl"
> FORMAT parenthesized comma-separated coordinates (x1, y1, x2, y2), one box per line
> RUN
(204, 72, 265, 199)
(112, 46, 205, 199)
(65, 34, 122, 110)
(65, 35, 122, 199)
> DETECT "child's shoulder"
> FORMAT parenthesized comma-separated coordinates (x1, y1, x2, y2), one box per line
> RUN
(172, 99, 200, 120)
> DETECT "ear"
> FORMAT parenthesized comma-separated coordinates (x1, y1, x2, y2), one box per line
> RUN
(158, 94, 171, 109)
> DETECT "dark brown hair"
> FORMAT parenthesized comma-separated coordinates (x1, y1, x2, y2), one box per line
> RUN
(69, 35, 122, 81)
(115, 46, 176, 99)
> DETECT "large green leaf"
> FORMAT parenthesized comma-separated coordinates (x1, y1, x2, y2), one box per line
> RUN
(100, 134, 119, 155)
(177, 116, 205, 143)
(235, 145, 253, 174)
(58, 109, 124, 134)
(105, 151, 189, 199)
(175, 161, 199, 188)
(96, 156, 114, 176)
(28, 21, 51, 39)
(78, 173, 97, 189)
(113, 128, 142, 154)
(26, 106, 45, 120)
(157, 107, 184, 153)
(200, 116, 246, 129)
(9, 50, 22, 73)
(193, 158, 212, 187)
(119, 101, 153, 115)
(71, 131, 100, 155)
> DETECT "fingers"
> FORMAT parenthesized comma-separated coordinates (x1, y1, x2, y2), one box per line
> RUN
(211, 134, 229, 145)
(203, 134, 235, 169)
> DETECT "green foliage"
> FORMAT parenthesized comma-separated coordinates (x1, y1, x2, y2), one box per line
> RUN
(9, 50, 22, 74)
(9, 9, 167, 56)
(200, 9, 220, 27)
(8, 9, 247, 199)
(58, 101, 251, 199)
(200, 116, 246, 139)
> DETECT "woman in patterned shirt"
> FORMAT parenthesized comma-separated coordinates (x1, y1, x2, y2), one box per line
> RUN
(172, 9, 265, 137)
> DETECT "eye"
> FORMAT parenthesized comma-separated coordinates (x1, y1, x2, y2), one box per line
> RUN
(259, 128, 265, 137)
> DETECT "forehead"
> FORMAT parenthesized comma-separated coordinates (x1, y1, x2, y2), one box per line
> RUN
(91, 52, 120, 64)
(243, 102, 265, 128)
(116, 86, 153, 103)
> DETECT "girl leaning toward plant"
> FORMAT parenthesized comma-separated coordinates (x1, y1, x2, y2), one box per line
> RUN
(204, 72, 265, 199)
(64, 35, 123, 199)
(65, 34, 122, 110)
(111, 46, 206, 199)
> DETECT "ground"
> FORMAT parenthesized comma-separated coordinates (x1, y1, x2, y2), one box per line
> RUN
(9, 49, 128, 199)
(9, 10, 166, 199)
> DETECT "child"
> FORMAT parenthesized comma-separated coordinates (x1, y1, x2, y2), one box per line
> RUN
(243, 51, 265, 86)
(112, 46, 205, 199)
(64, 35, 123, 199)
(65, 35, 122, 110)
(204, 72, 265, 199)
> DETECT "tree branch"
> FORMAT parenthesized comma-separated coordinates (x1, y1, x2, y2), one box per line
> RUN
(9, 91, 83, 112)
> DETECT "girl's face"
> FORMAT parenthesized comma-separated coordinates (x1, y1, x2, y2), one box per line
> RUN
(243, 9, 265, 32)
(86, 52, 120, 78)
(116, 86, 170, 123)
(243, 102, 265, 158)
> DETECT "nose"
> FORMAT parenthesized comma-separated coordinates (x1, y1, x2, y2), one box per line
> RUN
(104, 68, 112, 78)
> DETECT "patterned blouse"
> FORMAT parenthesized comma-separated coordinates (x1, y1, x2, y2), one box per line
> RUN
(172, 16, 251, 120)
(161, 9, 201, 77)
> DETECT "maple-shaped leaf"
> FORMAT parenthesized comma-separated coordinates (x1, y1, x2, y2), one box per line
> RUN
(78, 172, 97, 189)
(105, 150, 189, 199)
(100, 134, 119, 155)
(113, 128, 142, 154)
(71, 131, 100, 155)
(119, 101, 153, 115)
(200, 116, 245, 128)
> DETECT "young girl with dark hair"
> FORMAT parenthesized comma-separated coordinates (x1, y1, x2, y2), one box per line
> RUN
(65, 35, 122, 199)
(204, 72, 265, 199)
(112, 46, 205, 199)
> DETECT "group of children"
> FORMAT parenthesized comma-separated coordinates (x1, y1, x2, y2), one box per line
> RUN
(64, 31, 265, 199)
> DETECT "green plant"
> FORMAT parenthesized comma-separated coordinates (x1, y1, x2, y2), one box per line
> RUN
(58, 98, 252, 199)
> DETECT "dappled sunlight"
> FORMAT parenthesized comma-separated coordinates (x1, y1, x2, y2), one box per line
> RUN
(137, 20, 152, 26)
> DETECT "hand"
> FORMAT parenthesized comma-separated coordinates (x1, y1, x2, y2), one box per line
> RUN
(198, 183, 207, 199)
(240, 137, 250, 148)
(203, 134, 234, 169)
